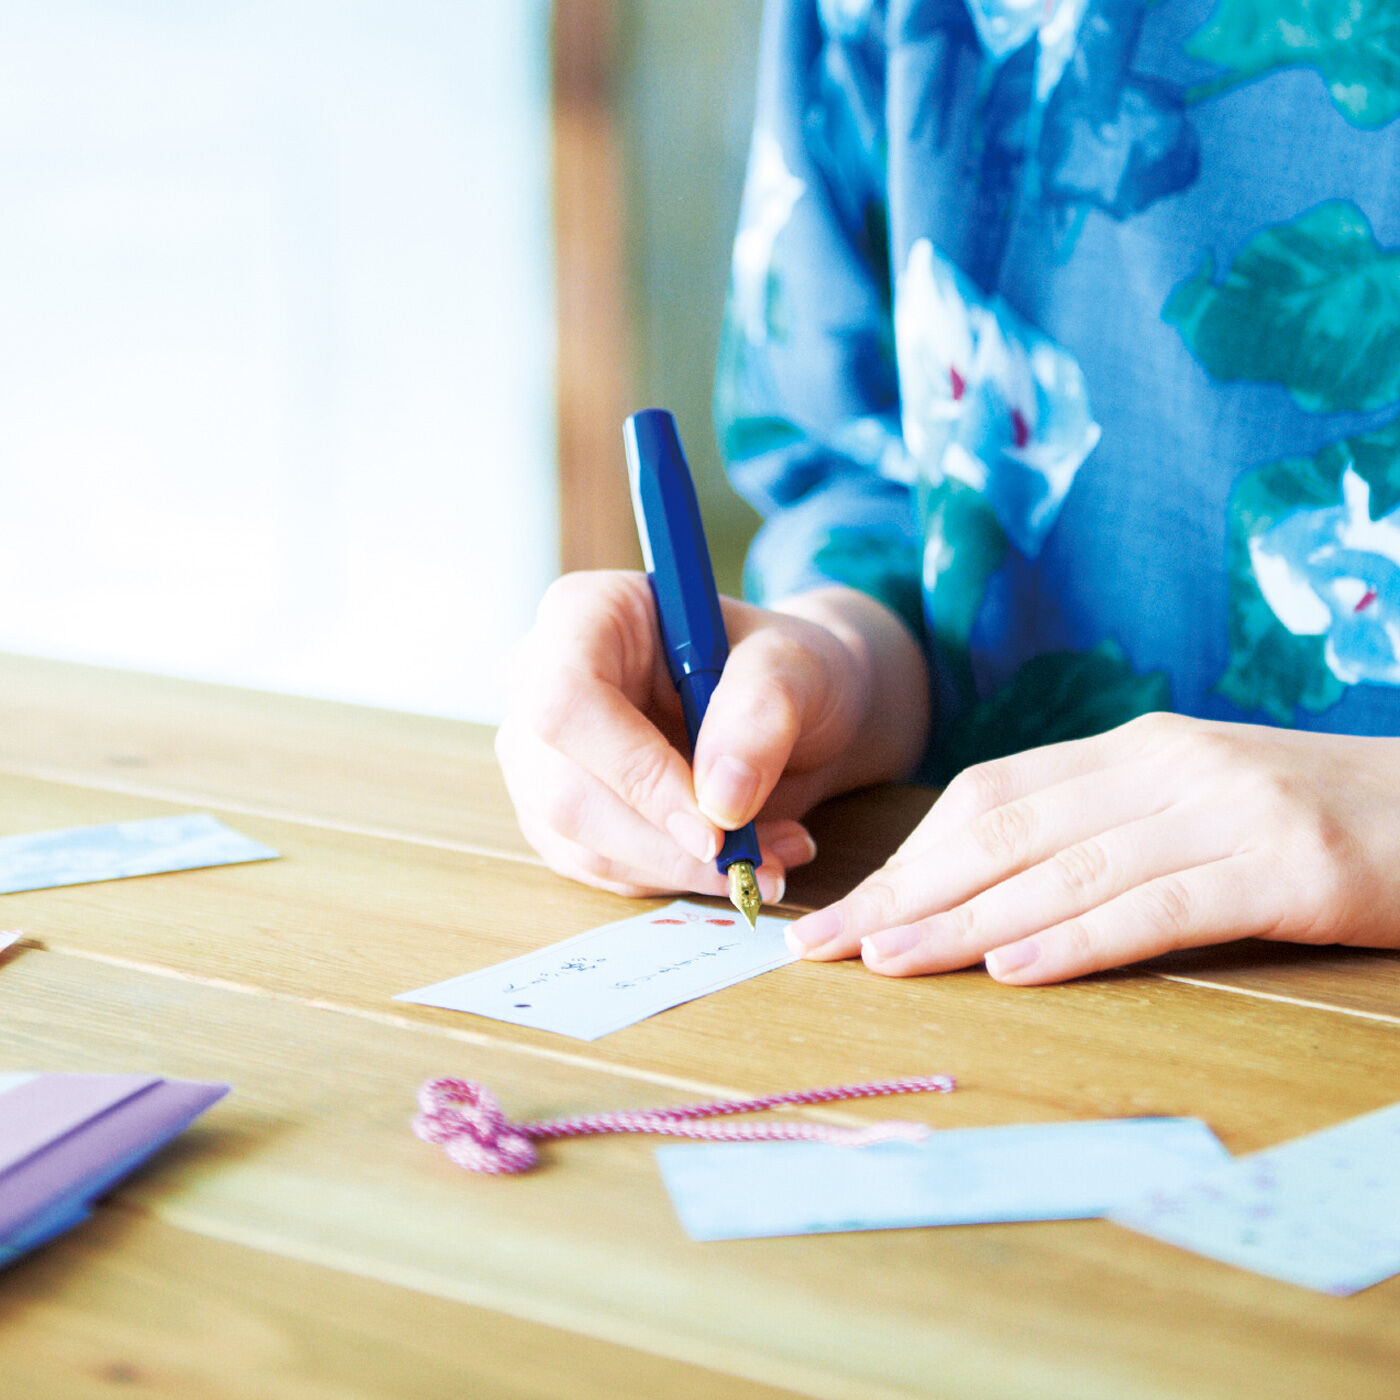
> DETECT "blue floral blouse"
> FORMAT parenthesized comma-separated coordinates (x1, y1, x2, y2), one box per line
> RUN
(715, 0, 1400, 781)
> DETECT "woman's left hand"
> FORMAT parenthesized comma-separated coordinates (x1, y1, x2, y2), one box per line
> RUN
(786, 713, 1400, 984)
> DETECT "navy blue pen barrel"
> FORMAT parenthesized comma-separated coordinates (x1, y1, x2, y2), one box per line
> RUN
(626, 407, 761, 878)
(676, 668, 720, 754)
(628, 410, 729, 686)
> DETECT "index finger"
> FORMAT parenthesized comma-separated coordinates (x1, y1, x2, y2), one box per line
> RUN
(512, 572, 723, 861)
(890, 711, 1182, 863)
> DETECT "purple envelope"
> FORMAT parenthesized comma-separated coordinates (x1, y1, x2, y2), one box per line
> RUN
(0, 1073, 229, 1261)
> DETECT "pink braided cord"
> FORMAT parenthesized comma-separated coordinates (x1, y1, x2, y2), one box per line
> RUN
(412, 1074, 956, 1174)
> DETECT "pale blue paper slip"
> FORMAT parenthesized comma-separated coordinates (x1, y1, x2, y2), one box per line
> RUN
(658, 1118, 1230, 1241)
(0, 813, 278, 894)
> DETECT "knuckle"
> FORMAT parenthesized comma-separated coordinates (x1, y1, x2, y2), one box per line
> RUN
(1118, 710, 1202, 765)
(1054, 918, 1097, 968)
(947, 760, 1015, 815)
(969, 799, 1036, 865)
(1121, 710, 1185, 741)
(850, 876, 905, 929)
(1049, 838, 1111, 898)
(939, 900, 982, 950)
(1135, 874, 1196, 943)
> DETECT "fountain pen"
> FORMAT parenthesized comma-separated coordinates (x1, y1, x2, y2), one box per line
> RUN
(624, 408, 763, 928)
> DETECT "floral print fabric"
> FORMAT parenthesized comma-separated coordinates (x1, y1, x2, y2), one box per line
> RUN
(716, 0, 1400, 779)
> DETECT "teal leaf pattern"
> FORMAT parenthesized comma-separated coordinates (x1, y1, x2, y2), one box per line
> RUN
(1165, 201, 1400, 414)
(1344, 417, 1400, 518)
(1216, 417, 1400, 719)
(919, 478, 1008, 707)
(1186, 0, 1400, 129)
(933, 642, 1171, 783)
(722, 415, 805, 466)
(810, 524, 927, 643)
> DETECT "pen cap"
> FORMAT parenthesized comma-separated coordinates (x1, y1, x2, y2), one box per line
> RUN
(624, 409, 729, 686)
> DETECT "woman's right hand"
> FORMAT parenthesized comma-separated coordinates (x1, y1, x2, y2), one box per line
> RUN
(494, 572, 929, 903)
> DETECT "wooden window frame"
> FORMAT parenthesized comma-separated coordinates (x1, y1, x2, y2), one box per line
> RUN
(551, 1, 643, 575)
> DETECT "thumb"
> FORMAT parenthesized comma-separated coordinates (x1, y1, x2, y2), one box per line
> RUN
(690, 621, 848, 830)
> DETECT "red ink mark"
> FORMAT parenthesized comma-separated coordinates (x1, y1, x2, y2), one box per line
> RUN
(706, 918, 736, 926)
(1355, 587, 1378, 613)
(650, 918, 685, 925)
(949, 366, 965, 401)
(1011, 408, 1030, 448)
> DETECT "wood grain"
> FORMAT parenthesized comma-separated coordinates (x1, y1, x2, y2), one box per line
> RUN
(4, 950, 1397, 1400)
(0, 652, 531, 860)
(0, 769, 1395, 1132)
(3, 659, 1399, 1398)
(0, 1206, 808, 1400)
(0, 772, 1393, 1132)
(7, 651, 1397, 1029)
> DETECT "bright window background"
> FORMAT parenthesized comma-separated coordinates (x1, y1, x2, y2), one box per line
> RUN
(0, 1, 556, 722)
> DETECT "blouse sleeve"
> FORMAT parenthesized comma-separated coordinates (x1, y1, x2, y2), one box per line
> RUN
(714, 0, 926, 646)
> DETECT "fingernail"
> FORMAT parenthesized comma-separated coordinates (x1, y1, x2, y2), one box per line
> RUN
(666, 811, 719, 864)
(757, 868, 786, 905)
(787, 905, 840, 952)
(697, 756, 760, 829)
(767, 829, 817, 868)
(986, 940, 1040, 978)
(861, 925, 921, 961)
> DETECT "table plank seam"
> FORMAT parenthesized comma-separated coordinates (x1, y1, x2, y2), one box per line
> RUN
(1151, 973, 1400, 1028)
(0, 762, 547, 866)
(0, 761, 1388, 1025)
(0, 764, 825, 922)
(25, 943, 885, 1115)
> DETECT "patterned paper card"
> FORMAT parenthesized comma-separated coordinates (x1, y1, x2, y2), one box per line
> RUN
(1111, 1100, 1400, 1295)
(396, 899, 795, 1040)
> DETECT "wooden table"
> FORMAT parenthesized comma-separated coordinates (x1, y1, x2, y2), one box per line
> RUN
(0, 652, 1397, 1399)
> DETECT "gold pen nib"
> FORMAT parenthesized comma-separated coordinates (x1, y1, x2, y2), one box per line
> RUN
(727, 859, 761, 930)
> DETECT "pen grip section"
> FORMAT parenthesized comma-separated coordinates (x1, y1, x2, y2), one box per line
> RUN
(718, 824, 761, 873)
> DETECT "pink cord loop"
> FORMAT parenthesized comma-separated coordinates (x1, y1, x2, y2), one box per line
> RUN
(413, 1074, 956, 1174)
(413, 1078, 538, 1173)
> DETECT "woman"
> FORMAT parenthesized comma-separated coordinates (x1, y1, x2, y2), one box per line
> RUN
(496, 0, 1400, 984)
